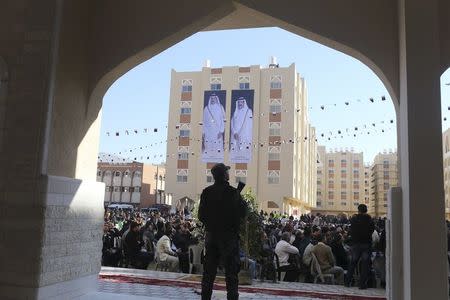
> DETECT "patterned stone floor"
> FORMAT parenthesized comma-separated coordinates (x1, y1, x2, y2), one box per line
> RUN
(77, 267, 386, 300)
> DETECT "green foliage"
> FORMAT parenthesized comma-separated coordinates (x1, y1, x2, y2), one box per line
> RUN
(240, 189, 264, 261)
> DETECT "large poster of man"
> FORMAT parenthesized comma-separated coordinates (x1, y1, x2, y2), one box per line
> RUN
(202, 90, 226, 163)
(230, 90, 254, 163)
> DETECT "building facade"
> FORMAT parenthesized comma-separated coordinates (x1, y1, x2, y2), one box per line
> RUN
(314, 146, 365, 216)
(368, 151, 398, 217)
(97, 161, 166, 207)
(442, 128, 450, 219)
(165, 62, 317, 216)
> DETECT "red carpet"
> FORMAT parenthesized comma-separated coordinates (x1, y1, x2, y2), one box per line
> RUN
(99, 274, 386, 300)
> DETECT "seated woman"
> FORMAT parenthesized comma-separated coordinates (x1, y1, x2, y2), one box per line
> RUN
(156, 224, 180, 272)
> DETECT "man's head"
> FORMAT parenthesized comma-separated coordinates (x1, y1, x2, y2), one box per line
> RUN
(237, 97, 246, 110)
(209, 94, 218, 105)
(130, 221, 140, 232)
(211, 163, 230, 182)
(281, 232, 291, 242)
(358, 204, 368, 214)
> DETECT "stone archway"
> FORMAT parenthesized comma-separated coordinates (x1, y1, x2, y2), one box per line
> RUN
(1, 1, 450, 299)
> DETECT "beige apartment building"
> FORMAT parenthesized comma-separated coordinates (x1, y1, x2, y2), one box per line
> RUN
(314, 146, 366, 216)
(368, 151, 398, 217)
(165, 61, 317, 216)
(442, 128, 450, 219)
(97, 159, 166, 207)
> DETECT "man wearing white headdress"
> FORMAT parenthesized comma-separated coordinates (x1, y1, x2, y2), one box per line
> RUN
(202, 93, 226, 162)
(230, 96, 253, 163)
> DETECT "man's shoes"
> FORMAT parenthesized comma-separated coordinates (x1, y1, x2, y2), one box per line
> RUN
(358, 285, 368, 290)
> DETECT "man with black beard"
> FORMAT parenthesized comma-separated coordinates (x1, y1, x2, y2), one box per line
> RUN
(199, 163, 247, 300)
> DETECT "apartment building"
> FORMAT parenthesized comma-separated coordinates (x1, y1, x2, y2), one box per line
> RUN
(314, 146, 365, 216)
(368, 151, 398, 217)
(165, 60, 317, 216)
(97, 159, 166, 207)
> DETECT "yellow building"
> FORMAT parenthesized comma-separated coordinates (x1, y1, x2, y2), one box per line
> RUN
(369, 151, 399, 217)
(314, 146, 365, 216)
(165, 60, 317, 216)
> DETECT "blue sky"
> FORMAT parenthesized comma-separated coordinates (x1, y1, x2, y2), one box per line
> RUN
(99, 27, 450, 164)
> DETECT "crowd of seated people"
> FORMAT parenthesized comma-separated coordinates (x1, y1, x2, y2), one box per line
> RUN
(102, 206, 387, 289)
(102, 208, 199, 272)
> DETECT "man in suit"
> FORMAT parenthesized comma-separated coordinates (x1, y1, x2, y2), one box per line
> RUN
(199, 163, 247, 300)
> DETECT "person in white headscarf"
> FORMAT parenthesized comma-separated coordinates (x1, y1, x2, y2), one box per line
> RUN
(230, 97, 253, 162)
(202, 94, 226, 162)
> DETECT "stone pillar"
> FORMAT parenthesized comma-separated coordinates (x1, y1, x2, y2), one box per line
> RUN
(398, 0, 448, 298)
(386, 187, 403, 300)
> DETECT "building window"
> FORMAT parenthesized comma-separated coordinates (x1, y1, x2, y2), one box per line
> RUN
(134, 187, 141, 192)
(317, 191, 322, 196)
(178, 152, 189, 160)
(105, 186, 112, 192)
(115, 172, 120, 176)
(317, 170, 322, 175)
(328, 201, 334, 206)
(341, 159, 347, 167)
(383, 171, 389, 179)
(180, 107, 191, 115)
(341, 202, 347, 206)
(177, 175, 188, 183)
(206, 176, 213, 183)
(384, 182, 390, 190)
(341, 169, 347, 177)
(328, 191, 334, 199)
(210, 83, 221, 90)
(235, 176, 247, 184)
(353, 170, 359, 177)
(269, 103, 282, 114)
(239, 82, 250, 90)
(97, 170, 102, 176)
(354, 192, 359, 199)
(270, 81, 282, 89)
(182, 85, 192, 92)
(328, 159, 334, 167)
(341, 180, 347, 188)
(354, 202, 359, 206)
(268, 177, 279, 184)
(268, 152, 280, 161)
(341, 192, 347, 200)
(317, 201, 322, 206)
(269, 127, 281, 136)
(317, 180, 322, 185)
(114, 186, 120, 192)
(124, 171, 129, 176)
(179, 129, 190, 137)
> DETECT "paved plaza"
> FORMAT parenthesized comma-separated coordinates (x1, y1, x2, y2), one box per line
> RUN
(75, 267, 386, 300)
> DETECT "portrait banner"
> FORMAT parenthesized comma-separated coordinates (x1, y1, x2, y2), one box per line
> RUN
(229, 89, 254, 163)
(202, 90, 227, 163)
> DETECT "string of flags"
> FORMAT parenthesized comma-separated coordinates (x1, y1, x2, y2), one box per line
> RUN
(309, 95, 388, 111)
(102, 95, 393, 137)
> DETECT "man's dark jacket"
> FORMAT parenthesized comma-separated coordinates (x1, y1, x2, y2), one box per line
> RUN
(198, 181, 247, 234)
(349, 213, 375, 244)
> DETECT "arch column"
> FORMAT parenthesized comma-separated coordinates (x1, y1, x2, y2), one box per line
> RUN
(397, 0, 448, 298)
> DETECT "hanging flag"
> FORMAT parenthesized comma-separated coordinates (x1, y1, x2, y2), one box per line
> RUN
(320, 105, 325, 110)
(116, 132, 119, 136)
(154, 128, 158, 132)
(382, 96, 386, 101)
(369, 98, 374, 103)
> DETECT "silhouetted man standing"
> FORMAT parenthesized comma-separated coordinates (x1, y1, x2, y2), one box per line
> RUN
(345, 204, 375, 289)
(199, 163, 247, 300)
